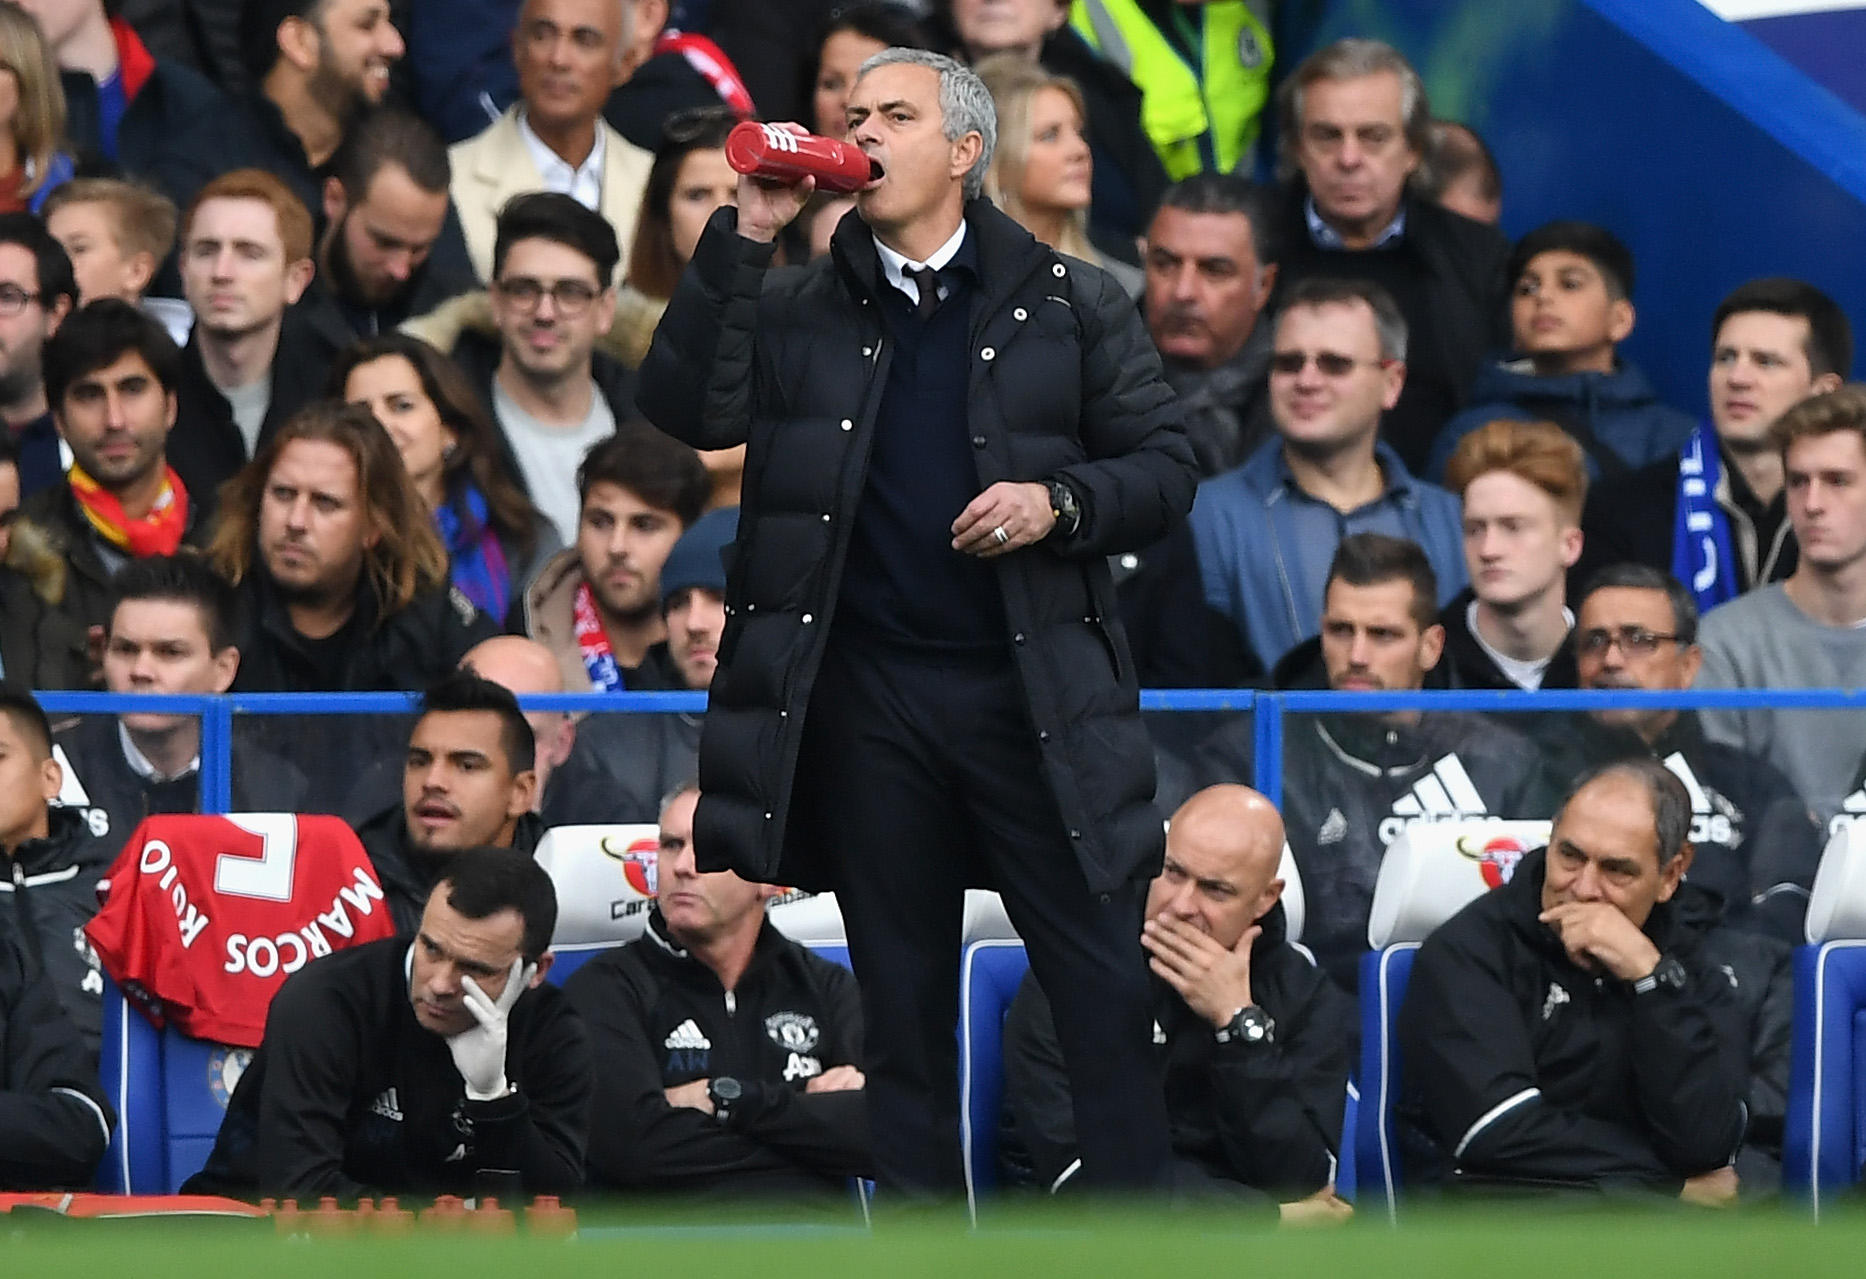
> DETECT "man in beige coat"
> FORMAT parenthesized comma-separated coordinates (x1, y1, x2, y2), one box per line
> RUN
(450, 0, 655, 282)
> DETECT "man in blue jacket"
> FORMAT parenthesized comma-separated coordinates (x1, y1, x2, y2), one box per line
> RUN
(1190, 277, 1466, 673)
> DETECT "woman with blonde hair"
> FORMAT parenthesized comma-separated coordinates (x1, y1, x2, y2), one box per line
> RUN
(975, 53, 1140, 297)
(0, 2, 71, 213)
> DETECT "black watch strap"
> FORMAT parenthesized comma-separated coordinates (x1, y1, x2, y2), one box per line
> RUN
(1632, 955, 1688, 995)
(1215, 1005, 1275, 1045)
(1045, 479, 1081, 538)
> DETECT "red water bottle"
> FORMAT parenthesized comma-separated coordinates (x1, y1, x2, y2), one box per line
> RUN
(725, 121, 880, 194)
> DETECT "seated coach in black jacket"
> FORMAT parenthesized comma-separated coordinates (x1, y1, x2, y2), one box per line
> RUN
(564, 783, 869, 1200)
(1005, 785, 1354, 1220)
(1399, 757, 1750, 1204)
(186, 847, 591, 1200)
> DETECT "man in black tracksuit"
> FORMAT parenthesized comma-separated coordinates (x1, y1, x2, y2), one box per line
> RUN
(1399, 758, 1751, 1202)
(185, 849, 592, 1200)
(638, 51, 1198, 1197)
(350, 672, 545, 934)
(1193, 534, 1551, 992)
(564, 786, 869, 1198)
(0, 928, 114, 1189)
(1536, 564, 1821, 944)
(1005, 787, 1354, 1215)
(0, 689, 110, 1057)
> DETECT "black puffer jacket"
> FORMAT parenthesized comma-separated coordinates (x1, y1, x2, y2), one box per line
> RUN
(1398, 850, 1749, 1193)
(638, 202, 1198, 891)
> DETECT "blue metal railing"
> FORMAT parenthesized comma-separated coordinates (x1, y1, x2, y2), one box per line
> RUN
(36, 686, 1866, 819)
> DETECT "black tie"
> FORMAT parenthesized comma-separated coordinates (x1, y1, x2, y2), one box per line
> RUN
(905, 264, 940, 319)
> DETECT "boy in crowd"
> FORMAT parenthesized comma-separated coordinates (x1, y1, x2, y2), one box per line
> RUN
(1428, 221, 1694, 480)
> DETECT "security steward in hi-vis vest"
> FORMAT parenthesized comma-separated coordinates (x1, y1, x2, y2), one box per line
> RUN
(1070, 0, 1273, 178)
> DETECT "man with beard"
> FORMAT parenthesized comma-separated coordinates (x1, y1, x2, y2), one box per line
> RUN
(0, 217, 78, 500)
(355, 671, 544, 933)
(1193, 534, 1544, 991)
(205, 401, 496, 808)
(18, 301, 207, 647)
(1538, 564, 1820, 943)
(168, 171, 330, 503)
(227, 0, 407, 215)
(1189, 278, 1466, 673)
(524, 424, 709, 690)
(298, 110, 478, 348)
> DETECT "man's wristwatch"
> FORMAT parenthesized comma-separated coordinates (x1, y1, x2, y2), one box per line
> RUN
(708, 1076, 743, 1124)
(1215, 1005, 1276, 1045)
(1633, 955, 1689, 995)
(1044, 479, 1082, 538)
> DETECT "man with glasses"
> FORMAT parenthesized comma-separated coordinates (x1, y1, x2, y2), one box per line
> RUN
(470, 193, 634, 544)
(1189, 276, 1466, 675)
(0, 215, 78, 500)
(1539, 564, 1820, 943)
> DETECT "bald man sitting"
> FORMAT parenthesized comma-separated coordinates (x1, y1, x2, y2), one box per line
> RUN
(1003, 786, 1356, 1217)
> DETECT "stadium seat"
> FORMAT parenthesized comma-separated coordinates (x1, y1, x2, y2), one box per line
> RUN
(768, 890, 847, 942)
(959, 938, 1028, 1216)
(1784, 821, 1866, 1216)
(1354, 819, 1551, 1218)
(98, 976, 248, 1194)
(534, 823, 659, 972)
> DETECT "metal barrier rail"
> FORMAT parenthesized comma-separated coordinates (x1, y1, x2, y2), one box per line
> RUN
(35, 687, 1866, 816)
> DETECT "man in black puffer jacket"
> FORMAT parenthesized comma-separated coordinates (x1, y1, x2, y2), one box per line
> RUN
(1399, 758, 1752, 1204)
(638, 50, 1198, 1199)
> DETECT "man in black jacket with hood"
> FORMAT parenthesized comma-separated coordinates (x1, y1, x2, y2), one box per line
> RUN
(1195, 534, 1549, 992)
(0, 685, 111, 1057)
(1005, 785, 1353, 1217)
(355, 671, 544, 934)
(564, 783, 869, 1199)
(638, 49, 1198, 1199)
(1399, 757, 1750, 1203)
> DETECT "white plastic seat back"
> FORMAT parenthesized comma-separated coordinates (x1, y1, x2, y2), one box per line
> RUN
(1367, 820, 1551, 948)
(534, 823, 659, 947)
(1805, 820, 1866, 943)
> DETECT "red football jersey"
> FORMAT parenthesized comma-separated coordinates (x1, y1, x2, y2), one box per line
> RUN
(86, 813, 397, 1047)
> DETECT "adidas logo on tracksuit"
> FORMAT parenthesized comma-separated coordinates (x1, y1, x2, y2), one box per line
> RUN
(663, 1019, 711, 1051)
(1377, 754, 1497, 845)
(1660, 753, 1738, 847)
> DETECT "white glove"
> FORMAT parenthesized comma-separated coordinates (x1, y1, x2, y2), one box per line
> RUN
(449, 956, 535, 1101)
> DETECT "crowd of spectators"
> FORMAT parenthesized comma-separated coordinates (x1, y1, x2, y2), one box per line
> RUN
(0, 0, 1854, 1218)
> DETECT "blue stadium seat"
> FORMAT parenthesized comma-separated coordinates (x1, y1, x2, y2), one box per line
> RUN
(546, 943, 616, 985)
(1351, 819, 1550, 1217)
(98, 976, 246, 1193)
(1354, 944, 1419, 1220)
(959, 938, 1028, 1214)
(1784, 824, 1866, 1216)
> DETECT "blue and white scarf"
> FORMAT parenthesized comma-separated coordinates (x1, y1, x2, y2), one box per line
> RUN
(1672, 424, 1739, 615)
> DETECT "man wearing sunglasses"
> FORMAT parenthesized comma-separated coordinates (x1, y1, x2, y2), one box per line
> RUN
(1538, 563, 1820, 945)
(1189, 275, 1466, 675)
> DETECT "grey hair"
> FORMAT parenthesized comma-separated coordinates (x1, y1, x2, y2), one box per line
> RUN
(1576, 562, 1699, 646)
(1278, 276, 1409, 362)
(1276, 37, 1431, 182)
(857, 47, 998, 200)
(1560, 758, 1694, 868)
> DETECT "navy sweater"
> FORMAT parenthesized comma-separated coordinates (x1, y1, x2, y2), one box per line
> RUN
(838, 239, 1006, 652)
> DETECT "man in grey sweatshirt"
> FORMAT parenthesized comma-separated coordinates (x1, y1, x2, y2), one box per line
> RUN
(1697, 386, 1866, 829)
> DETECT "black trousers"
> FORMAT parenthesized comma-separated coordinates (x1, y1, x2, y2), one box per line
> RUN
(794, 637, 1172, 1198)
